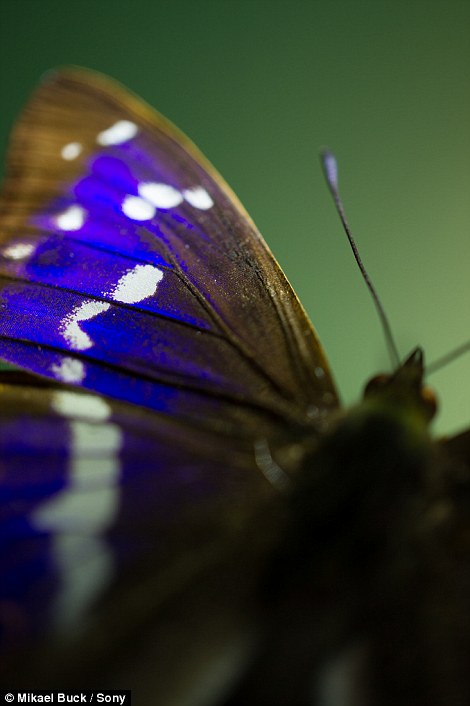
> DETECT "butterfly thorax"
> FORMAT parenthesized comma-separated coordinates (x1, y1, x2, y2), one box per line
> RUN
(283, 348, 437, 581)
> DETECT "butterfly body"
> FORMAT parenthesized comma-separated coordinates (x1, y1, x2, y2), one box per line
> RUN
(0, 69, 469, 705)
(225, 367, 470, 705)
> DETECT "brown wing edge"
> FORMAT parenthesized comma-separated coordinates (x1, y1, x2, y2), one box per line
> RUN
(0, 66, 340, 412)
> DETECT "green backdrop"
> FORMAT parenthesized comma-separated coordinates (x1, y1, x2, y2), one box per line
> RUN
(0, 0, 468, 435)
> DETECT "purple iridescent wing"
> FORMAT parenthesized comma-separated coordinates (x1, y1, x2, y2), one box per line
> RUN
(0, 69, 338, 693)
(0, 68, 338, 432)
(0, 372, 279, 695)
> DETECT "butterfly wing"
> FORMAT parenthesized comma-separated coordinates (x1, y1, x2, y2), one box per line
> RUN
(0, 371, 281, 698)
(0, 68, 338, 433)
(0, 69, 339, 698)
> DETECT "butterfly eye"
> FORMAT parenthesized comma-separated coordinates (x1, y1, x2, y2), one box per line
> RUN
(363, 373, 391, 398)
(421, 385, 438, 422)
(363, 373, 437, 423)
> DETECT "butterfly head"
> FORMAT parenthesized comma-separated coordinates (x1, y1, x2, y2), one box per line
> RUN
(363, 347, 437, 426)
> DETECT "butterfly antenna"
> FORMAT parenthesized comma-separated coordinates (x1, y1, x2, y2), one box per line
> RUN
(427, 339, 470, 375)
(321, 150, 400, 369)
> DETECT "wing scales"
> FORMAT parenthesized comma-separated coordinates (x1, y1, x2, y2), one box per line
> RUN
(0, 68, 339, 425)
(0, 377, 278, 688)
(0, 70, 340, 696)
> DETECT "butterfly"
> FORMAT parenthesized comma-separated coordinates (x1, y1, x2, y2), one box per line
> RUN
(0, 69, 468, 706)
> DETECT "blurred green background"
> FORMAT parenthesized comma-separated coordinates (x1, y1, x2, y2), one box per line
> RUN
(0, 0, 468, 435)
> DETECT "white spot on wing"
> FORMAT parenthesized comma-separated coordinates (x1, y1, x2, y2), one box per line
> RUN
(138, 182, 183, 208)
(49, 534, 114, 632)
(61, 142, 83, 160)
(97, 120, 138, 146)
(62, 301, 111, 351)
(71, 420, 122, 457)
(52, 391, 112, 421)
(57, 266, 162, 351)
(183, 186, 214, 210)
(110, 264, 163, 304)
(122, 195, 156, 221)
(3, 242, 36, 260)
(56, 205, 87, 231)
(51, 358, 85, 383)
(31, 420, 122, 631)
